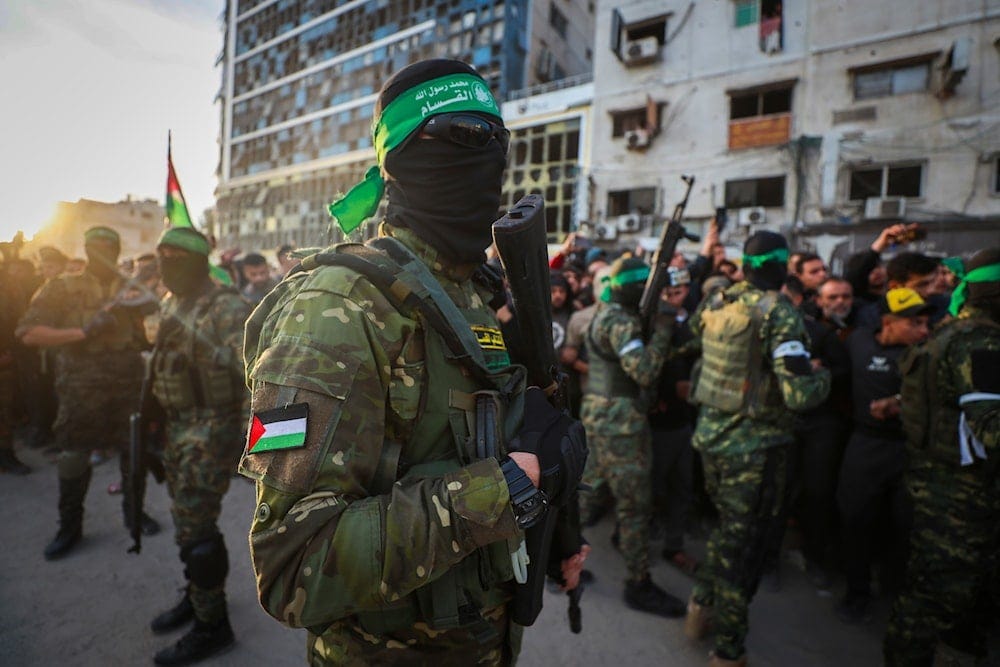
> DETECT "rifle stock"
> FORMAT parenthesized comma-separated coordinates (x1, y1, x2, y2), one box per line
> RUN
(492, 195, 585, 632)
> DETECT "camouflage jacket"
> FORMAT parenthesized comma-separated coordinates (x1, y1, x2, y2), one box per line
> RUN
(580, 302, 672, 435)
(904, 306, 1000, 476)
(152, 283, 250, 414)
(689, 281, 831, 456)
(238, 225, 520, 631)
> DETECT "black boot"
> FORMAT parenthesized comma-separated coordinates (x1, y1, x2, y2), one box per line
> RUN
(44, 469, 91, 560)
(153, 616, 234, 665)
(624, 576, 687, 618)
(0, 449, 30, 475)
(151, 589, 195, 634)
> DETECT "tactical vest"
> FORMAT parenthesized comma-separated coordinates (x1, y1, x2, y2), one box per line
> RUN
(898, 317, 1000, 464)
(61, 273, 139, 354)
(249, 237, 526, 637)
(584, 304, 640, 399)
(690, 290, 783, 419)
(151, 286, 245, 411)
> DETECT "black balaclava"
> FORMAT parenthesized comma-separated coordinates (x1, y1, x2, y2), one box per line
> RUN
(743, 231, 789, 291)
(965, 247, 1000, 321)
(85, 243, 121, 283)
(378, 60, 507, 265)
(160, 255, 209, 297)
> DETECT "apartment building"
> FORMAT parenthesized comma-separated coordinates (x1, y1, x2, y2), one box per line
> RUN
(25, 197, 165, 262)
(212, 0, 595, 252)
(589, 0, 1000, 260)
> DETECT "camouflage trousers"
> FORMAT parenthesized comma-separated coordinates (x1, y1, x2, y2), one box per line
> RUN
(580, 428, 652, 581)
(883, 464, 1000, 666)
(163, 406, 243, 621)
(308, 603, 522, 666)
(692, 445, 787, 660)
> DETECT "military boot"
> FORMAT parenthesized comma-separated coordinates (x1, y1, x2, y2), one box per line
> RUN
(684, 595, 713, 640)
(624, 577, 686, 617)
(708, 651, 747, 666)
(44, 469, 91, 560)
(151, 589, 195, 634)
(153, 615, 235, 665)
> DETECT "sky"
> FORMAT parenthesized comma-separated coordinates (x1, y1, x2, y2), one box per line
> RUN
(0, 0, 223, 241)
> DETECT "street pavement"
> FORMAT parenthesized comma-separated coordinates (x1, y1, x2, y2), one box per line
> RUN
(2, 444, 889, 666)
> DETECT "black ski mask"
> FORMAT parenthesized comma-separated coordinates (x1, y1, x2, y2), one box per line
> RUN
(743, 231, 789, 291)
(85, 243, 121, 283)
(159, 254, 209, 297)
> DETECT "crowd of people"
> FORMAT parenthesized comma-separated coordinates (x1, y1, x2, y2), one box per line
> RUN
(2, 57, 997, 667)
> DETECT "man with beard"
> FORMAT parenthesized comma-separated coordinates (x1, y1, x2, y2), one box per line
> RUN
(884, 248, 1000, 666)
(146, 227, 250, 665)
(581, 256, 687, 618)
(683, 231, 830, 666)
(17, 226, 158, 559)
(237, 59, 588, 664)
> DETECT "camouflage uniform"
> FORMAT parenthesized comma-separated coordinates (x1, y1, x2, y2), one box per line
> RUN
(883, 305, 1000, 666)
(688, 281, 830, 660)
(16, 271, 145, 479)
(239, 227, 526, 665)
(151, 284, 250, 623)
(580, 301, 672, 581)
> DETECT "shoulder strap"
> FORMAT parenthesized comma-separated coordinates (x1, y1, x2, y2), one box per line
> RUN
(304, 240, 494, 388)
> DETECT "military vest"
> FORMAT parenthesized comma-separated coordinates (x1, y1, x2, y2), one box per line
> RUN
(61, 272, 140, 354)
(584, 304, 640, 398)
(249, 237, 527, 636)
(690, 290, 783, 419)
(898, 316, 1000, 465)
(151, 286, 244, 411)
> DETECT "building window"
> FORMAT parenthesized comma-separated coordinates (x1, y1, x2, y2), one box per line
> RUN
(727, 81, 794, 150)
(993, 156, 1000, 195)
(607, 187, 657, 217)
(549, 3, 568, 39)
(610, 100, 665, 137)
(848, 164, 924, 200)
(610, 8, 668, 64)
(725, 176, 786, 208)
(730, 86, 792, 120)
(852, 59, 933, 100)
(734, 0, 758, 27)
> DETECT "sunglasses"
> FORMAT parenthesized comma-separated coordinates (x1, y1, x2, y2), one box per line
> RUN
(421, 113, 510, 153)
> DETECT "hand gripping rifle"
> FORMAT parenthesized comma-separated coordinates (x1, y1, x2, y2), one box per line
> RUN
(638, 175, 699, 335)
(492, 194, 587, 633)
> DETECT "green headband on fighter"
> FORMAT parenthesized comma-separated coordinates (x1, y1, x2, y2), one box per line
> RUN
(157, 226, 211, 257)
(742, 247, 789, 270)
(327, 73, 502, 235)
(948, 262, 1000, 316)
(600, 265, 650, 303)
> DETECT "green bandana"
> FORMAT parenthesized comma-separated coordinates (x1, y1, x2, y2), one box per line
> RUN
(157, 226, 211, 256)
(600, 266, 649, 303)
(84, 226, 120, 245)
(941, 256, 965, 281)
(948, 262, 1000, 316)
(327, 73, 501, 235)
(742, 247, 789, 270)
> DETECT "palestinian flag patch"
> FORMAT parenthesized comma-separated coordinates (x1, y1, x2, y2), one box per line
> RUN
(247, 403, 309, 454)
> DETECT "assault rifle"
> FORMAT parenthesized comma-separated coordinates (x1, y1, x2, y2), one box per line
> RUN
(126, 320, 169, 554)
(638, 175, 699, 335)
(492, 194, 586, 633)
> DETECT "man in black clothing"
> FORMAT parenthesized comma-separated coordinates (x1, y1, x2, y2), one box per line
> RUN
(836, 287, 931, 623)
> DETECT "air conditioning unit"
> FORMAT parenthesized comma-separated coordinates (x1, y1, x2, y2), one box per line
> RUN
(623, 36, 660, 66)
(737, 206, 767, 226)
(614, 214, 643, 233)
(594, 222, 618, 241)
(624, 128, 651, 150)
(864, 196, 906, 219)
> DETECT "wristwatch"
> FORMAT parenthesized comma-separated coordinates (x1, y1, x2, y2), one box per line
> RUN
(500, 457, 548, 529)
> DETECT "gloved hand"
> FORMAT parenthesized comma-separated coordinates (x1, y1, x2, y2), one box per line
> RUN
(82, 310, 117, 338)
(508, 387, 588, 506)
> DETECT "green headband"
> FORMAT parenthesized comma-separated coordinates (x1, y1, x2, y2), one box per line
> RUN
(941, 256, 965, 281)
(600, 266, 649, 303)
(157, 227, 211, 256)
(327, 73, 501, 235)
(948, 262, 1000, 316)
(742, 247, 789, 270)
(84, 226, 120, 245)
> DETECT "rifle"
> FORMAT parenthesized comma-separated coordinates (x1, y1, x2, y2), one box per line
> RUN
(638, 175, 699, 335)
(127, 320, 169, 554)
(492, 194, 586, 633)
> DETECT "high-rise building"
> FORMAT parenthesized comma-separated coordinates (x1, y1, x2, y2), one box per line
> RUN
(213, 0, 595, 253)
